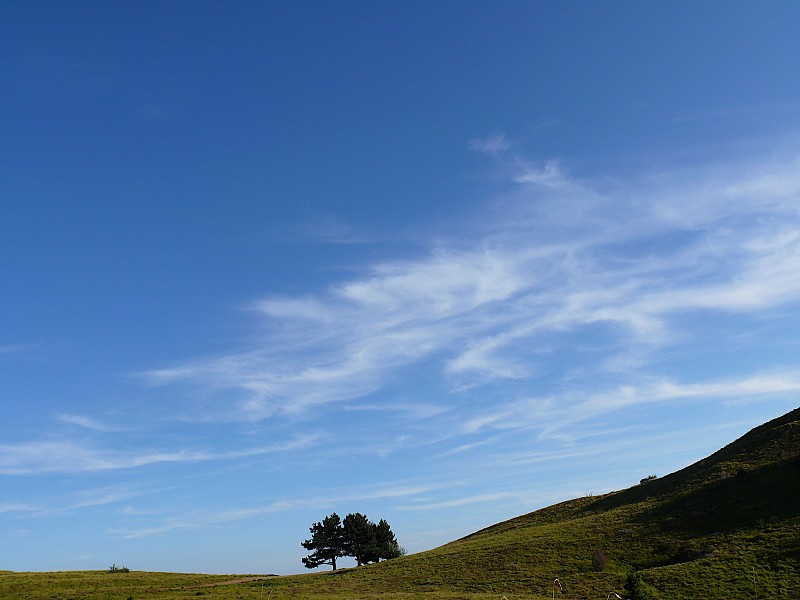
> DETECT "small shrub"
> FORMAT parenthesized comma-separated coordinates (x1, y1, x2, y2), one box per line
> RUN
(108, 563, 130, 573)
(592, 549, 610, 572)
(640, 475, 658, 484)
(626, 573, 661, 600)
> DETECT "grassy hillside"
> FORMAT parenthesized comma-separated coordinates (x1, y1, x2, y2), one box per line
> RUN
(2, 407, 798, 599)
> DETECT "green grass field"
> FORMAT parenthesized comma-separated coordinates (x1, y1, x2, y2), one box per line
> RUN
(3, 407, 798, 600)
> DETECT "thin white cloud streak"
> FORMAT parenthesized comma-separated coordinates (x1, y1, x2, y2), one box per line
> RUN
(0, 484, 150, 519)
(57, 414, 126, 432)
(399, 492, 516, 511)
(67, 488, 142, 510)
(113, 519, 196, 539)
(469, 133, 512, 154)
(143, 147, 800, 427)
(111, 481, 443, 539)
(459, 373, 800, 437)
(513, 159, 567, 187)
(0, 435, 319, 475)
(0, 502, 38, 514)
(0, 343, 37, 356)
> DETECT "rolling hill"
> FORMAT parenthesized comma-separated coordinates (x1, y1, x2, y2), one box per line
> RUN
(2, 407, 798, 599)
(265, 405, 800, 599)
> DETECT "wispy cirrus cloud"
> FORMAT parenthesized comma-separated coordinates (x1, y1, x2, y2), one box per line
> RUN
(459, 372, 800, 438)
(469, 132, 513, 154)
(0, 484, 152, 520)
(0, 434, 320, 475)
(0, 502, 38, 514)
(0, 343, 39, 358)
(57, 413, 127, 432)
(110, 481, 443, 539)
(112, 518, 197, 539)
(399, 491, 516, 511)
(143, 146, 800, 435)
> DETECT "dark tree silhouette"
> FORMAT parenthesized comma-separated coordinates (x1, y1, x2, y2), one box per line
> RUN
(343, 512, 375, 566)
(372, 518, 403, 561)
(301, 513, 346, 570)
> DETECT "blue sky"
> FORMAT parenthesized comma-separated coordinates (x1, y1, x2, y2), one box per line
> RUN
(2, 1, 800, 575)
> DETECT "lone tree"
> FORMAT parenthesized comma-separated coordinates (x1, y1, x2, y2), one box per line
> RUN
(301, 512, 346, 570)
(302, 512, 403, 569)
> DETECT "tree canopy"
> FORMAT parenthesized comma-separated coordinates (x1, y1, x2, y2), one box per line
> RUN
(301, 513, 347, 570)
(301, 512, 403, 570)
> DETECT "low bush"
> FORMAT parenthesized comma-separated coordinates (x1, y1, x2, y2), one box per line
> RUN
(591, 549, 610, 572)
(626, 573, 661, 600)
(107, 563, 130, 573)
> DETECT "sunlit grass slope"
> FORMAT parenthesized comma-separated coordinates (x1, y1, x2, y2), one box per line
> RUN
(2, 407, 798, 599)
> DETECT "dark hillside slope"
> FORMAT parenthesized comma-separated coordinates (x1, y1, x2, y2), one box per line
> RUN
(286, 407, 800, 599)
(588, 406, 800, 540)
(590, 405, 800, 513)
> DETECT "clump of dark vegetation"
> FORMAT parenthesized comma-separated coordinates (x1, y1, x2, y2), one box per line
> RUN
(301, 512, 403, 570)
(591, 549, 610, 571)
(626, 572, 661, 600)
(107, 563, 130, 573)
